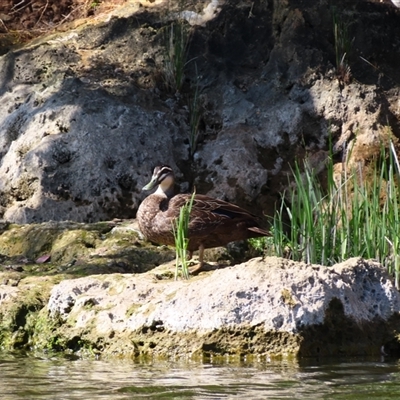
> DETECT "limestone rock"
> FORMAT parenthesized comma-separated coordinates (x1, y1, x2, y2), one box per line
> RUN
(0, 1, 398, 223)
(46, 257, 400, 357)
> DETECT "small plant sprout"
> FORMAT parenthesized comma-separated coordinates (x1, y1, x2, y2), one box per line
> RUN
(162, 20, 191, 92)
(188, 64, 201, 158)
(172, 191, 195, 280)
(332, 8, 354, 85)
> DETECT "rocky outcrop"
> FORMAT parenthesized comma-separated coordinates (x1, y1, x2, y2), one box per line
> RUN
(0, 0, 399, 360)
(0, 219, 398, 358)
(0, 0, 398, 223)
(43, 257, 400, 358)
(1, 249, 399, 358)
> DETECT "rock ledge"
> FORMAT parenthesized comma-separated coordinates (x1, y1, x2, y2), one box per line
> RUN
(41, 256, 400, 358)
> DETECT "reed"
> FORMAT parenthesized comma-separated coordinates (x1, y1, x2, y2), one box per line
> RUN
(188, 64, 201, 157)
(172, 191, 195, 280)
(162, 20, 190, 92)
(272, 139, 400, 289)
(332, 8, 353, 84)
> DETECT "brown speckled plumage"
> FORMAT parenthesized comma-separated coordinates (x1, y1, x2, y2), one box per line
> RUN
(137, 165, 268, 273)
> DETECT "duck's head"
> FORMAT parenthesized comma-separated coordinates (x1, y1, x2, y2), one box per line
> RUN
(142, 165, 175, 196)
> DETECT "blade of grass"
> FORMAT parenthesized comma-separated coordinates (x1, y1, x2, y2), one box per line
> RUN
(271, 135, 400, 288)
(172, 191, 195, 280)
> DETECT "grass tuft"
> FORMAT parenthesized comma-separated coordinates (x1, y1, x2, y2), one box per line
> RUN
(272, 136, 400, 289)
(172, 192, 195, 280)
(187, 64, 201, 157)
(162, 20, 191, 93)
(332, 8, 353, 85)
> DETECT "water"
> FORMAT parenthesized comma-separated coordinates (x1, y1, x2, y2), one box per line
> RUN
(0, 354, 399, 399)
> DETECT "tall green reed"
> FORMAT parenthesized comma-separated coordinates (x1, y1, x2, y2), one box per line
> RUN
(172, 192, 195, 280)
(273, 140, 400, 289)
(162, 20, 190, 92)
(188, 63, 201, 158)
(332, 8, 353, 84)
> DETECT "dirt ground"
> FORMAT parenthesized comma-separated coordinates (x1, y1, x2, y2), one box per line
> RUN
(0, 0, 396, 54)
(0, 0, 396, 35)
(0, 0, 125, 36)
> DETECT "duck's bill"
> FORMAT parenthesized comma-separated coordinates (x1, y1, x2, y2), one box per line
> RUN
(142, 178, 158, 191)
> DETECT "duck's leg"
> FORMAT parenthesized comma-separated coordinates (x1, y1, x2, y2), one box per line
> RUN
(189, 244, 205, 275)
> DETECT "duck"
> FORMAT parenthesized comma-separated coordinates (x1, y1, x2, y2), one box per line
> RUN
(136, 165, 269, 273)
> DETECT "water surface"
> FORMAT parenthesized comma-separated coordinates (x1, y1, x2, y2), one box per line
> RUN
(1, 354, 399, 399)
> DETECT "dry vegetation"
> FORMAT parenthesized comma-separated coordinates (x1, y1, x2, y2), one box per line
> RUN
(0, 0, 125, 48)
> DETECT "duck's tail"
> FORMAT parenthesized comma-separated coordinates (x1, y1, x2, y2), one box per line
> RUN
(248, 226, 270, 236)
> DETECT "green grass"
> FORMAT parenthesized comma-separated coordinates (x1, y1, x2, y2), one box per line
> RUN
(332, 8, 353, 83)
(270, 138, 400, 289)
(162, 20, 191, 92)
(172, 192, 195, 280)
(188, 63, 201, 158)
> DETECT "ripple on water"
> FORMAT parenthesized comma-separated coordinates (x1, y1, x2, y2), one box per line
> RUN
(0, 354, 399, 399)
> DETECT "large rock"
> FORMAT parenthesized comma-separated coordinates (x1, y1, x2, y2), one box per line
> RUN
(43, 257, 400, 358)
(0, 0, 399, 222)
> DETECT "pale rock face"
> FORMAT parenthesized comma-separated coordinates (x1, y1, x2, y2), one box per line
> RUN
(46, 257, 400, 356)
(0, 1, 398, 223)
(391, 0, 400, 8)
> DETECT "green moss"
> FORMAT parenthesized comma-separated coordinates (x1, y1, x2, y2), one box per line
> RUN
(51, 230, 101, 263)
(0, 220, 176, 280)
(0, 225, 58, 259)
(30, 310, 67, 351)
(0, 276, 58, 350)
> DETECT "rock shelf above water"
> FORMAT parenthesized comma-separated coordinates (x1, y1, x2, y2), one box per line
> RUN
(0, 224, 399, 361)
(44, 257, 400, 358)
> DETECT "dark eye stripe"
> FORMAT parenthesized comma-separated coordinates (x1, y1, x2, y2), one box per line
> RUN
(155, 166, 173, 183)
(157, 173, 166, 182)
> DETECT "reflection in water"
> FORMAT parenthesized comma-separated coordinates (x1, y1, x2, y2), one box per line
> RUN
(0, 353, 399, 399)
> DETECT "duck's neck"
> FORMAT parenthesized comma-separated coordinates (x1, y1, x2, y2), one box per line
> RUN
(155, 185, 174, 199)
(156, 175, 175, 198)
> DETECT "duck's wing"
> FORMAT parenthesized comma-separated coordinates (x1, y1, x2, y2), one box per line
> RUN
(168, 194, 267, 233)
